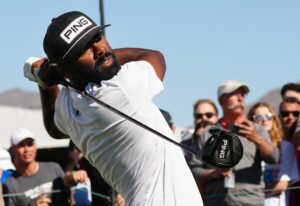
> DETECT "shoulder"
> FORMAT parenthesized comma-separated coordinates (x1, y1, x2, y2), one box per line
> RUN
(39, 162, 64, 173)
(120, 61, 156, 77)
(123, 60, 153, 69)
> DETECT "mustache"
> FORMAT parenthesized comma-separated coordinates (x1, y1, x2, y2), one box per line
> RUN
(227, 102, 243, 110)
(95, 51, 114, 68)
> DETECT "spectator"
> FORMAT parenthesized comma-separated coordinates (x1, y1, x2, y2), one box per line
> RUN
(182, 99, 219, 195)
(66, 140, 125, 206)
(189, 80, 279, 206)
(182, 99, 219, 162)
(0, 148, 15, 171)
(279, 97, 300, 142)
(278, 97, 300, 206)
(3, 128, 87, 206)
(0, 148, 15, 206)
(0, 170, 3, 206)
(280, 83, 300, 102)
(280, 83, 300, 165)
(159, 109, 175, 131)
(248, 102, 299, 206)
(0, 147, 15, 183)
(280, 83, 300, 148)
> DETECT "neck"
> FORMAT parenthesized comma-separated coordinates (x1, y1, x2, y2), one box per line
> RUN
(15, 161, 39, 176)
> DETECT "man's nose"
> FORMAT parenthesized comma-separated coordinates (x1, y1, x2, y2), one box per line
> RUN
(93, 44, 107, 59)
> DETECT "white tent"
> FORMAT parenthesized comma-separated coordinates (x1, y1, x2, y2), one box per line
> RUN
(0, 105, 69, 149)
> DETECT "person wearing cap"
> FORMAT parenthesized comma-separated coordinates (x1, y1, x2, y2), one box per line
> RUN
(0, 148, 15, 172)
(3, 128, 89, 206)
(189, 80, 279, 206)
(0, 148, 15, 183)
(23, 11, 203, 206)
(0, 148, 15, 206)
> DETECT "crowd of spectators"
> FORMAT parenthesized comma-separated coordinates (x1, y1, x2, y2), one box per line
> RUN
(180, 81, 300, 206)
(1, 81, 300, 206)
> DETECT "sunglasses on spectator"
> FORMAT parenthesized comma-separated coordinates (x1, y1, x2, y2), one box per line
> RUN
(194, 112, 215, 119)
(253, 113, 273, 122)
(279, 110, 300, 117)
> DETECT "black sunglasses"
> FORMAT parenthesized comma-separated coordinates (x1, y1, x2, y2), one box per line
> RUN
(194, 112, 215, 119)
(279, 110, 300, 117)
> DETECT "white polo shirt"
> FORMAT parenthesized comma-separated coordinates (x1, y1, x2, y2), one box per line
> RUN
(54, 61, 203, 206)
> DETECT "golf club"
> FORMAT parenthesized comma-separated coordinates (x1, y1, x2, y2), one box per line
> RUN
(59, 79, 200, 157)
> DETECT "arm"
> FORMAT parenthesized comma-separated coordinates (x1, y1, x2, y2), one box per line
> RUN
(30, 58, 69, 139)
(39, 86, 68, 139)
(114, 48, 166, 80)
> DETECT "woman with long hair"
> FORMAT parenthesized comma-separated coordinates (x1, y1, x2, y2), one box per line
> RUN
(248, 102, 299, 206)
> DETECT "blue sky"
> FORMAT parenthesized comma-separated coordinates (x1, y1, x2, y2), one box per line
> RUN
(1, 1, 300, 127)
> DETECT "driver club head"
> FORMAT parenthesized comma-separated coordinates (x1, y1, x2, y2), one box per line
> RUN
(201, 129, 243, 169)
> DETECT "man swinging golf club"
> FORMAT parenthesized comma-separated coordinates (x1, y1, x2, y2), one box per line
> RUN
(24, 11, 242, 206)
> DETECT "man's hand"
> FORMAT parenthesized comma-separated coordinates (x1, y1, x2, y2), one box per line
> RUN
(35, 193, 51, 206)
(235, 119, 262, 144)
(63, 170, 88, 187)
(236, 119, 276, 159)
(23, 57, 62, 88)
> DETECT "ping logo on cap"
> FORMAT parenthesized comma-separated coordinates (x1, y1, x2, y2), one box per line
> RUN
(60, 16, 92, 44)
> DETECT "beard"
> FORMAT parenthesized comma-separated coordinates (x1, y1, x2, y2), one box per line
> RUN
(78, 51, 121, 84)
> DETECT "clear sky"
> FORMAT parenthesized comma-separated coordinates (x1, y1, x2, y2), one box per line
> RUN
(1, 1, 300, 127)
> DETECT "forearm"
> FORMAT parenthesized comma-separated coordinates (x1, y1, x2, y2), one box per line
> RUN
(251, 135, 279, 162)
(255, 138, 274, 156)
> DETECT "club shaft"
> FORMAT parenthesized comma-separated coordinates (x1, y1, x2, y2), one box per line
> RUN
(60, 79, 199, 157)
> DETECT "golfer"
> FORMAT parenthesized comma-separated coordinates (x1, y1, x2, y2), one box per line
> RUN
(24, 11, 203, 206)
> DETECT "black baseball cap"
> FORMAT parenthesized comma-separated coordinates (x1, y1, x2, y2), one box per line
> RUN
(43, 11, 110, 66)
